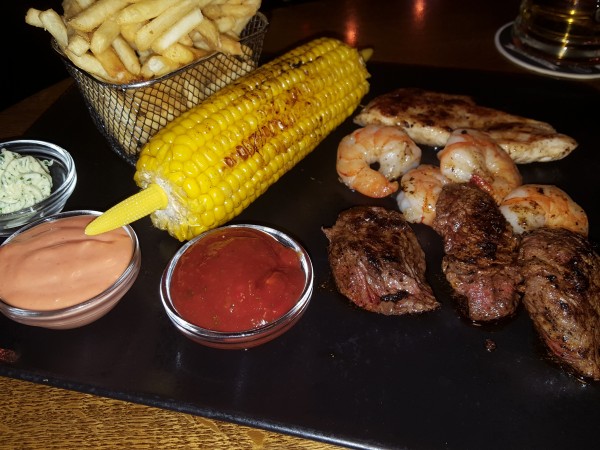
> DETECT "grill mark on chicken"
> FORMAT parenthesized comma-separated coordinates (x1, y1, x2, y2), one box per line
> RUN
(354, 88, 578, 164)
(323, 206, 439, 315)
(432, 183, 522, 322)
(518, 227, 600, 381)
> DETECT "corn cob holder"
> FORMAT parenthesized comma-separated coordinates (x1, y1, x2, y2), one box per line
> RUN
(85, 37, 371, 241)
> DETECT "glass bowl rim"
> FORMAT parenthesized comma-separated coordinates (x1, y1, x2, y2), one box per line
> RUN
(0, 209, 140, 317)
(0, 139, 77, 229)
(160, 223, 314, 341)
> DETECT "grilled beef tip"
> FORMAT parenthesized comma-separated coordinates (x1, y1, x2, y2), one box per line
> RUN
(432, 183, 522, 322)
(518, 227, 600, 381)
(323, 206, 439, 315)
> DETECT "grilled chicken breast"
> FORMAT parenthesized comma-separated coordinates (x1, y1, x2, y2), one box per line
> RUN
(354, 88, 577, 164)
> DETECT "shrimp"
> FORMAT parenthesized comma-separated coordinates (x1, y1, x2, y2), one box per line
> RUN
(437, 129, 522, 204)
(336, 124, 421, 198)
(396, 164, 450, 226)
(499, 184, 589, 236)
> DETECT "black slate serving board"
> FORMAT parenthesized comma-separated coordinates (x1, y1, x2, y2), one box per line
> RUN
(1, 63, 599, 450)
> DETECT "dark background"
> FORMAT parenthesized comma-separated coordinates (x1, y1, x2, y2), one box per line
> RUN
(3, 1, 67, 111)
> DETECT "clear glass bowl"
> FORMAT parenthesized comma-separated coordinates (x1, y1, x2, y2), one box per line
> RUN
(0, 210, 141, 329)
(0, 139, 77, 237)
(160, 224, 314, 350)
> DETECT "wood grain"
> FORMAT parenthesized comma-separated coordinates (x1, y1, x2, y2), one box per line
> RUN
(0, 376, 343, 449)
(0, 79, 73, 141)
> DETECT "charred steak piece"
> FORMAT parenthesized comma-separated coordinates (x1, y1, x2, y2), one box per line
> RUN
(323, 206, 439, 315)
(432, 183, 522, 322)
(518, 227, 600, 381)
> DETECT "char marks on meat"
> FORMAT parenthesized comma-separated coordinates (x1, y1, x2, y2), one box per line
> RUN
(323, 206, 439, 315)
(518, 227, 600, 381)
(432, 183, 522, 322)
(353, 87, 577, 164)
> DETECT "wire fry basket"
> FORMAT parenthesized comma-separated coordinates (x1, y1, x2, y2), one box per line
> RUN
(55, 13, 268, 166)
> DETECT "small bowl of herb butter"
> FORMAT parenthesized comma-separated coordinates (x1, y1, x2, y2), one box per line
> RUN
(0, 140, 77, 237)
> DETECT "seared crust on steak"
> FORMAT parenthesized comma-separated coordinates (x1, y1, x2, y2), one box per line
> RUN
(432, 183, 522, 322)
(354, 88, 577, 164)
(518, 227, 600, 381)
(323, 206, 439, 315)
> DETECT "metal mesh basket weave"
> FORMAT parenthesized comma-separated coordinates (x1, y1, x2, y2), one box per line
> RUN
(56, 13, 268, 166)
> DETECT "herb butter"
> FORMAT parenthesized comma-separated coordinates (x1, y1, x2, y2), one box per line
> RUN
(0, 148, 53, 214)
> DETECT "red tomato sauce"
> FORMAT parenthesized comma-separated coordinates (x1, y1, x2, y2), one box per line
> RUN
(170, 228, 305, 332)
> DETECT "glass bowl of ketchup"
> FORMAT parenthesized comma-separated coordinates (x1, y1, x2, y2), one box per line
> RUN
(160, 224, 314, 349)
(0, 210, 141, 329)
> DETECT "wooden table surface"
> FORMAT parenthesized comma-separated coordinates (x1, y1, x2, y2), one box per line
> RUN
(1, 1, 597, 449)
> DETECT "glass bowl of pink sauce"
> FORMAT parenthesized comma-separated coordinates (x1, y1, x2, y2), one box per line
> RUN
(0, 140, 77, 237)
(0, 210, 141, 329)
(160, 224, 314, 349)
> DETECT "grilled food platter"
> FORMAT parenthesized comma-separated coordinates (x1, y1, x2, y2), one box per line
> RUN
(1, 62, 599, 450)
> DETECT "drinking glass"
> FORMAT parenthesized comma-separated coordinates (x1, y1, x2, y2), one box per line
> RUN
(512, 0, 600, 67)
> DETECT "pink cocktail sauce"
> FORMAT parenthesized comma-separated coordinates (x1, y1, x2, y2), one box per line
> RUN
(0, 215, 132, 311)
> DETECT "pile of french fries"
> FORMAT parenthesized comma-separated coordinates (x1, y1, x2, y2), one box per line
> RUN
(24, 0, 265, 161)
(25, 0, 261, 83)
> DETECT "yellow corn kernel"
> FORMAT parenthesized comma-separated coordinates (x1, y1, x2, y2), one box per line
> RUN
(172, 144, 192, 161)
(167, 171, 185, 187)
(196, 172, 212, 193)
(161, 131, 177, 144)
(182, 177, 200, 198)
(182, 160, 199, 178)
(89, 37, 370, 240)
(169, 160, 183, 173)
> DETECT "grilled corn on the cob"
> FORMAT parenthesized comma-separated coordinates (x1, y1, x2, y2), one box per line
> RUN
(86, 37, 370, 241)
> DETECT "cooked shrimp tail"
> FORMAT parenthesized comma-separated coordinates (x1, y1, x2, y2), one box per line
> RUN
(499, 184, 589, 236)
(396, 164, 450, 226)
(336, 124, 421, 198)
(437, 129, 522, 204)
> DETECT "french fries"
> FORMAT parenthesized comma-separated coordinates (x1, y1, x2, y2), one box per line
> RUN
(81, 50, 256, 159)
(69, 0, 131, 33)
(25, 0, 264, 162)
(90, 18, 121, 54)
(27, 9, 70, 49)
(150, 8, 205, 54)
(25, 0, 262, 84)
(117, 0, 174, 25)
